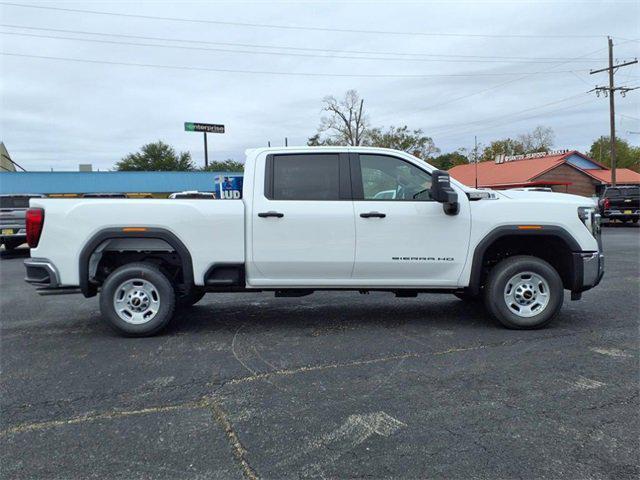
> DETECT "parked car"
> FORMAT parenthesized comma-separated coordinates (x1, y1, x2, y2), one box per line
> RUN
(168, 191, 216, 199)
(599, 186, 640, 223)
(81, 193, 127, 198)
(24, 147, 603, 336)
(0, 194, 45, 251)
(509, 187, 554, 192)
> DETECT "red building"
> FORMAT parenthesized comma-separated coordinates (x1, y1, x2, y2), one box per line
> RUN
(449, 150, 640, 197)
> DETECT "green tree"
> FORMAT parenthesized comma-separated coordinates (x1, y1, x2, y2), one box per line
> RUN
(480, 125, 555, 162)
(431, 151, 469, 170)
(201, 160, 245, 172)
(116, 141, 195, 171)
(480, 138, 525, 162)
(367, 125, 439, 159)
(588, 136, 640, 171)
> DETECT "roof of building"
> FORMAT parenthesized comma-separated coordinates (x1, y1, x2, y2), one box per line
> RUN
(449, 152, 571, 187)
(582, 168, 640, 184)
(448, 150, 629, 188)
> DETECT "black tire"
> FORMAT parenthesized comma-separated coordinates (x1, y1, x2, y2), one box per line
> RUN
(99, 262, 176, 337)
(484, 255, 563, 330)
(176, 288, 206, 308)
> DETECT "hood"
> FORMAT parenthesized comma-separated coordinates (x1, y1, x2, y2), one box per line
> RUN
(496, 189, 597, 206)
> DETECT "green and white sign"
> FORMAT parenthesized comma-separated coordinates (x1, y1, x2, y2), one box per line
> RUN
(184, 122, 225, 134)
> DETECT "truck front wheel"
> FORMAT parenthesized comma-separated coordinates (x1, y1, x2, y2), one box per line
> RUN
(99, 262, 176, 337)
(484, 255, 563, 329)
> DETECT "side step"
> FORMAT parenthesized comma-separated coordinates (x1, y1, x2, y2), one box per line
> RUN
(275, 290, 314, 298)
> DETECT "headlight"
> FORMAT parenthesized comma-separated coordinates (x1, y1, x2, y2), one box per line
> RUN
(578, 206, 600, 237)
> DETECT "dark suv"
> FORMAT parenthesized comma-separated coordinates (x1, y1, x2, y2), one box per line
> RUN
(0, 194, 45, 250)
(599, 186, 640, 224)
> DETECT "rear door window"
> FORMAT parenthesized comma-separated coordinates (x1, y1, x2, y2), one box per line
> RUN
(268, 154, 341, 200)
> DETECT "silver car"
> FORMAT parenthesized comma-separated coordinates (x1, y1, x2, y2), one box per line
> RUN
(0, 194, 45, 251)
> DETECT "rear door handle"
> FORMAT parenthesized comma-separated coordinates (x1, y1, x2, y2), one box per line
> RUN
(360, 212, 386, 218)
(258, 211, 284, 218)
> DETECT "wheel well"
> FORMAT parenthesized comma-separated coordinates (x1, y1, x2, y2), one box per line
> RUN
(79, 229, 194, 297)
(476, 234, 575, 291)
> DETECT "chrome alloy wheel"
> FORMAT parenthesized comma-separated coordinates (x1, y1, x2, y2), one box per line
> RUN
(113, 278, 161, 324)
(503, 271, 550, 318)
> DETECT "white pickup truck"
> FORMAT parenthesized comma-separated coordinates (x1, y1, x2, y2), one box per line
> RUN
(25, 147, 604, 336)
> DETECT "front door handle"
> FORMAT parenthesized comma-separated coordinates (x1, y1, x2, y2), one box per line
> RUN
(360, 212, 386, 218)
(258, 211, 284, 218)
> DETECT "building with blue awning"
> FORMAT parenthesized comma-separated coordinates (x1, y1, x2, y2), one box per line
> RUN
(0, 171, 242, 196)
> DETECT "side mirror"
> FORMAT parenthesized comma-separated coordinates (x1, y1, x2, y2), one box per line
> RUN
(430, 170, 460, 215)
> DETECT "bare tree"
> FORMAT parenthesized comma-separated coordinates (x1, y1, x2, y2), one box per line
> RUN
(518, 125, 555, 153)
(314, 90, 369, 146)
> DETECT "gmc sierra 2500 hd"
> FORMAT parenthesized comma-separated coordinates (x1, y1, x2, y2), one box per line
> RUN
(24, 147, 604, 336)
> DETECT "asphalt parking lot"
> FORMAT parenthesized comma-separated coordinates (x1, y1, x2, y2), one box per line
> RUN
(1, 227, 638, 479)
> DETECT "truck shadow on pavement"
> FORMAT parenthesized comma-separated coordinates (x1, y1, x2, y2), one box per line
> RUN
(0, 247, 29, 260)
(168, 298, 499, 337)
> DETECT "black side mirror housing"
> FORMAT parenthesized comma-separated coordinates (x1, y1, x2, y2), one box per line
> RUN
(430, 170, 460, 215)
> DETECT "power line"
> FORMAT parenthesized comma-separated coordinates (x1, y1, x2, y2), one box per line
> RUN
(0, 52, 590, 78)
(0, 30, 614, 65)
(406, 45, 608, 115)
(436, 99, 594, 141)
(0, 24, 612, 62)
(431, 92, 588, 137)
(1, 2, 610, 39)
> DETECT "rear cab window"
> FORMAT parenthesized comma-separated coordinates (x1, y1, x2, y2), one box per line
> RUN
(265, 153, 349, 200)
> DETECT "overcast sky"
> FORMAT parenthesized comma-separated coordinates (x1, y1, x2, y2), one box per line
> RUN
(1, 0, 638, 171)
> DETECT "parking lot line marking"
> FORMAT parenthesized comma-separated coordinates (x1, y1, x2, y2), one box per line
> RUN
(209, 398, 259, 480)
(226, 351, 421, 385)
(569, 376, 607, 390)
(0, 401, 206, 437)
(277, 411, 406, 474)
(590, 347, 632, 358)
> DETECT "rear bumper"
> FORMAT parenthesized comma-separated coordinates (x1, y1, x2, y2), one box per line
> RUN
(603, 209, 639, 219)
(24, 258, 60, 288)
(0, 226, 26, 240)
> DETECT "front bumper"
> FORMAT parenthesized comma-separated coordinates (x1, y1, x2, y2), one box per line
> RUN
(572, 251, 604, 292)
(24, 258, 60, 288)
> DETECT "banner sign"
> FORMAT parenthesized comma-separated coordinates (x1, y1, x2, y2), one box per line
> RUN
(216, 175, 243, 199)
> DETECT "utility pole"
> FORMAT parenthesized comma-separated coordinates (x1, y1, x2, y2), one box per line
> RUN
(589, 37, 638, 187)
(203, 132, 208, 168)
(474, 135, 479, 189)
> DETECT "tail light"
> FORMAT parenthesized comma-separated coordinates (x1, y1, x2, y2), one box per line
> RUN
(26, 208, 44, 248)
(603, 198, 610, 211)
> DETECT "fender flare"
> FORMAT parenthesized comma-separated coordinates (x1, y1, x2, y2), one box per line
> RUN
(467, 225, 581, 296)
(79, 227, 194, 297)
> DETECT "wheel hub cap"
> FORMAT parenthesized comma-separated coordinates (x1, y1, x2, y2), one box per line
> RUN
(113, 279, 160, 324)
(503, 271, 550, 318)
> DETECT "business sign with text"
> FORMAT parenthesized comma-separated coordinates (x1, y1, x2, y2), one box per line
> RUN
(184, 122, 225, 134)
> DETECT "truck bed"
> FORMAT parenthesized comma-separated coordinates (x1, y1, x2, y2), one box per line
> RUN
(29, 198, 245, 286)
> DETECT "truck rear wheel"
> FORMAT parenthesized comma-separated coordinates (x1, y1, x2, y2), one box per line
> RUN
(484, 255, 563, 329)
(99, 262, 176, 337)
